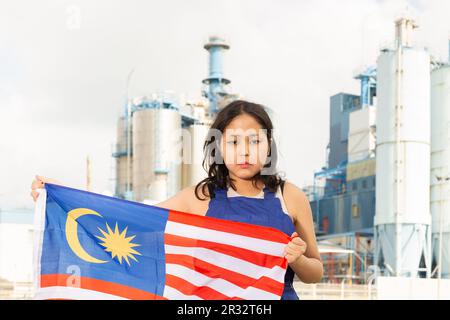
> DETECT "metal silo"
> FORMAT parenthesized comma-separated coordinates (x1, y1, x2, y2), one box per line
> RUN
(132, 106, 182, 202)
(182, 123, 210, 188)
(374, 18, 432, 277)
(431, 64, 450, 279)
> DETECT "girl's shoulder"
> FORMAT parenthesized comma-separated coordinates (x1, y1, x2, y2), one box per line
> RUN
(183, 184, 213, 215)
(155, 184, 211, 216)
(189, 183, 213, 200)
(282, 180, 306, 198)
(280, 180, 310, 224)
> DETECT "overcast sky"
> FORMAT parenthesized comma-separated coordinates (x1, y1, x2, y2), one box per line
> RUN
(1, 0, 449, 209)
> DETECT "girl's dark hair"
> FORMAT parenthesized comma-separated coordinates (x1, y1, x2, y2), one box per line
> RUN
(194, 100, 285, 200)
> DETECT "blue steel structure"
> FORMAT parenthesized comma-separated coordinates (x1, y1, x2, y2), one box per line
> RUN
(354, 66, 377, 108)
(202, 36, 231, 116)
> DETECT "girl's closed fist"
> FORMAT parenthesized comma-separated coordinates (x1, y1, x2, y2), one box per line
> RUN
(283, 232, 307, 264)
(30, 175, 62, 202)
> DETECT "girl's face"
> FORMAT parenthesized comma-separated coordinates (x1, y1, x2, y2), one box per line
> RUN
(220, 113, 270, 180)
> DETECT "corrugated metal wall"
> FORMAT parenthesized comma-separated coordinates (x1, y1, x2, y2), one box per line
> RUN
(312, 177, 375, 234)
(328, 93, 361, 168)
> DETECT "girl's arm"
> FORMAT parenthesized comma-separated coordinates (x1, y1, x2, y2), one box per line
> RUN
(283, 182, 324, 283)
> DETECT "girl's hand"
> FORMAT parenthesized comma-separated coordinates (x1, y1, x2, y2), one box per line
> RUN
(283, 232, 307, 264)
(30, 175, 62, 202)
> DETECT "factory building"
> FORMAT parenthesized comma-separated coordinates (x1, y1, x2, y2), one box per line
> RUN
(112, 36, 240, 203)
(0, 209, 34, 298)
(311, 89, 376, 283)
(111, 18, 449, 286)
(310, 16, 450, 283)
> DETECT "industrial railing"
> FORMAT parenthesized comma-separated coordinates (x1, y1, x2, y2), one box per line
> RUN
(0, 281, 34, 300)
(293, 280, 377, 300)
(1, 281, 378, 300)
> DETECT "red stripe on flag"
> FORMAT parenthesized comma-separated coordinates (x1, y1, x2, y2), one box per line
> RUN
(166, 254, 284, 297)
(40, 274, 167, 300)
(165, 274, 242, 300)
(168, 210, 290, 244)
(164, 233, 285, 269)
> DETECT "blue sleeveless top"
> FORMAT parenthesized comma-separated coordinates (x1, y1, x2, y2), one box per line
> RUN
(205, 184, 300, 300)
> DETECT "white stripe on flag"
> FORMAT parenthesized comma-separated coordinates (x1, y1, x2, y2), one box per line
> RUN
(163, 285, 203, 300)
(34, 287, 128, 300)
(165, 264, 280, 300)
(164, 244, 285, 283)
(33, 188, 47, 291)
(165, 221, 286, 257)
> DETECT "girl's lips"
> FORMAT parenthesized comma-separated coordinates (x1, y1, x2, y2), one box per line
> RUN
(238, 163, 251, 168)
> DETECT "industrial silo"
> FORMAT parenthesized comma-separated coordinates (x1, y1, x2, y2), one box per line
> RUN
(132, 105, 182, 202)
(374, 18, 432, 277)
(182, 123, 210, 189)
(431, 63, 450, 279)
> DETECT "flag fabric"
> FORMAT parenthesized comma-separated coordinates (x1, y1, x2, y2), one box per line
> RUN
(33, 183, 291, 300)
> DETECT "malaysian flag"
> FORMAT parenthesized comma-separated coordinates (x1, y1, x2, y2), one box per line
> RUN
(33, 183, 291, 300)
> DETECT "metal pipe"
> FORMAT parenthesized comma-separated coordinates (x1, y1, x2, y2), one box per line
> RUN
(394, 34, 404, 277)
(126, 100, 131, 199)
(125, 68, 135, 200)
(313, 177, 320, 232)
(360, 76, 370, 108)
(436, 174, 449, 296)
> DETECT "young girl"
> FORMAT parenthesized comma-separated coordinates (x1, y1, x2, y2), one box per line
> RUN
(31, 100, 323, 300)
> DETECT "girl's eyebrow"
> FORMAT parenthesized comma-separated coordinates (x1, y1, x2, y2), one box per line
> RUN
(228, 133, 260, 137)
